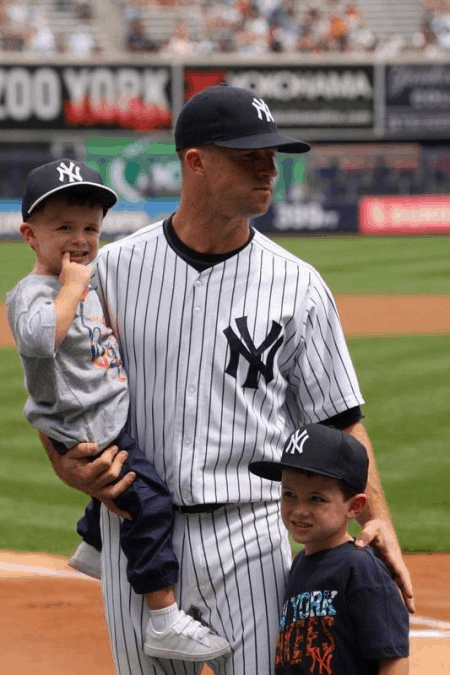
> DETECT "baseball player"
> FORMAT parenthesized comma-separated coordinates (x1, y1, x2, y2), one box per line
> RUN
(42, 86, 414, 675)
(7, 159, 230, 664)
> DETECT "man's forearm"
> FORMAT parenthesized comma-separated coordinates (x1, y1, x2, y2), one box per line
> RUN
(379, 657, 409, 675)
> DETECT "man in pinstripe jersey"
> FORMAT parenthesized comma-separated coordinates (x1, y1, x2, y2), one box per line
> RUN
(43, 86, 414, 675)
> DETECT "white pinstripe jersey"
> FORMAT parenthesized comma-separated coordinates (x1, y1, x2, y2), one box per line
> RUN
(93, 220, 364, 506)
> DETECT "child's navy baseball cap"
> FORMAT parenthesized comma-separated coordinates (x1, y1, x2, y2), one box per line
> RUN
(175, 85, 311, 154)
(22, 159, 117, 221)
(249, 423, 369, 494)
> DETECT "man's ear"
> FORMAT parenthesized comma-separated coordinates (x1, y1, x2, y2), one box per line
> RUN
(184, 148, 206, 173)
(347, 493, 368, 521)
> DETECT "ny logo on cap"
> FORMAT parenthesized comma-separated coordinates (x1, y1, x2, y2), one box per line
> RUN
(285, 429, 309, 455)
(57, 161, 83, 184)
(252, 97, 275, 123)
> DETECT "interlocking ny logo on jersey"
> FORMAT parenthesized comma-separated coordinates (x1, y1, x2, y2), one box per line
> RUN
(251, 97, 275, 123)
(56, 161, 83, 184)
(285, 428, 309, 455)
(224, 316, 283, 389)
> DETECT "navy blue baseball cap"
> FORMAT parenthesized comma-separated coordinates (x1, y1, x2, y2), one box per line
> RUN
(22, 159, 117, 221)
(249, 423, 368, 494)
(175, 85, 311, 154)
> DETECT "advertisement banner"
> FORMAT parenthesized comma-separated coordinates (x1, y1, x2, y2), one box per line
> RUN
(85, 137, 180, 202)
(360, 195, 450, 235)
(0, 199, 179, 240)
(385, 64, 450, 135)
(255, 202, 358, 235)
(0, 65, 172, 131)
(85, 136, 316, 231)
(184, 65, 375, 129)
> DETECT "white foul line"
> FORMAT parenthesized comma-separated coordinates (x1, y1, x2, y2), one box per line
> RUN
(0, 560, 449, 637)
(0, 560, 98, 580)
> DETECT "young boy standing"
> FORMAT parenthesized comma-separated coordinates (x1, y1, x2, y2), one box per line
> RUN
(249, 423, 409, 675)
(6, 159, 230, 664)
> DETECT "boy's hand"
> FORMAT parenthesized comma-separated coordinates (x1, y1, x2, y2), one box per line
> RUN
(59, 252, 92, 295)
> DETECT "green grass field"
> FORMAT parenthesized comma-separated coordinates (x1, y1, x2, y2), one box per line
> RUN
(1, 236, 449, 554)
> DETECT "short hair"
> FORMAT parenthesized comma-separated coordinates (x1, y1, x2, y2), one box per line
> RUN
(286, 469, 361, 501)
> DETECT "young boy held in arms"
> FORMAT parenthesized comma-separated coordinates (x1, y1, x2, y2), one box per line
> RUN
(250, 423, 409, 675)
(6, 159, 230, 663)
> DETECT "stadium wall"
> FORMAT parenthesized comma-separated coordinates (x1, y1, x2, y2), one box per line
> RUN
(0, 56, 449, 237)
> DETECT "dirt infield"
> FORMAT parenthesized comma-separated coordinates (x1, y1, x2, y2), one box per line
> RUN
(1, 295, 450, 345)
(1, 294, 449, 673)
(0, 551, 449, 674)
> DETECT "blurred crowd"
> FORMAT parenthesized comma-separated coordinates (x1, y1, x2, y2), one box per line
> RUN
(0, 0, 98, 56)
(0, 0, 449, 58)
(414, 0, 450, 55)
(122, 0, 450, 58)
(123, 0, 379, 56)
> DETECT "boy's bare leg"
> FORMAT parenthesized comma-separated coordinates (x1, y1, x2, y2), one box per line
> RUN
(146, 586, 176, 610)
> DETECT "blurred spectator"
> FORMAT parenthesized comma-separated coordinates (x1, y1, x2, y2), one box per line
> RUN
(348, 18, 378, 52)
(375, 32, 405, 58)
(123, 2, 140, 24)
(203, 0, 240, 52)
(412, 10, 438, 51)
(345, 2, 362, 32)
(329, 12, 348, 51)
(126, 18, 158, 52)
(0, 0, 33, 51)
(297, 7, 321, 52)
(268, 0, 302, 52)
(161, 18, 197, 56)
(429, 7, 450, 48)
(75, 0, 93, 22)
(311, 8, 334, 52)
(268, 21, 283, 51)
(68, 27, 95, 55)
(235, 1, 270, 55)
(27, 12, 56, 55)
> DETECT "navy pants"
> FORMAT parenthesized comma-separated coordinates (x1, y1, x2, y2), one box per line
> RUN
(52, 428, 179, 595)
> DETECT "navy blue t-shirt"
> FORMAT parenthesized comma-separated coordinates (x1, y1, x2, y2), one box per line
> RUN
(276, 541, 409, 674)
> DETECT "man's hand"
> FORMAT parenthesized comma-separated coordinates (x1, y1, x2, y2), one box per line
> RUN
(355, 519, 415, 614)
(39, 432, 135, 520)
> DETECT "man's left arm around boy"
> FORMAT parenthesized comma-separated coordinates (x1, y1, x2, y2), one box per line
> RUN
(379, 656, 409, 674)
(346, 421, 414, 615)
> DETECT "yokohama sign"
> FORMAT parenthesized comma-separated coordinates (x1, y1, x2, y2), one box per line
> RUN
(184, 65, 375, 129)
(0, 65, 172, 130)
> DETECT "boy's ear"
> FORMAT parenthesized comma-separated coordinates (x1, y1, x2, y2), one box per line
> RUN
(347, 493, 368, 520)
(19, 222, 34, 245)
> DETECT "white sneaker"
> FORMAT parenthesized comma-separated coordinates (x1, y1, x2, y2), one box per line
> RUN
(68, 541, 101, 580)
(143, 609, 231, 662)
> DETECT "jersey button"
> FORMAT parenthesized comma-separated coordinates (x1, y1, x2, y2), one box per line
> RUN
(194, 306, 201, 315)
(194, 280, 202, 288)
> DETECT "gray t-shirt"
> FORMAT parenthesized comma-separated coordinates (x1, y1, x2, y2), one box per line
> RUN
(6, 274, 129, 451)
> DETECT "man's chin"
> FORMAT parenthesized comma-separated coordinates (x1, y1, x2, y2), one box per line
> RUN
(247, 203, 272, 219)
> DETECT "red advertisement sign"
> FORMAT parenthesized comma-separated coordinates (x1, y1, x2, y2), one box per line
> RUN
(0, 65, 172, 131)
(360, 196, 450, 234)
